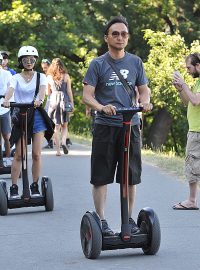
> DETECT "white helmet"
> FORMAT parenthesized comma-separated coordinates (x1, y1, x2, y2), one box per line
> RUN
(18, 46, 38, 58)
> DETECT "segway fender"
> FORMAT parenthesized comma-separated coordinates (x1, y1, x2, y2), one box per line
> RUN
(0, 181, 8, 215)
(0, 180, 8, 196)
(41, 176, 54, 211)
(137, 207, 157, 227)
(86, 211, 102, 230)
(137, 207, 161, 255)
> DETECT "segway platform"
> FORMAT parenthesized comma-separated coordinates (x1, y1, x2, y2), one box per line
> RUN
(0, 103, 54, 215)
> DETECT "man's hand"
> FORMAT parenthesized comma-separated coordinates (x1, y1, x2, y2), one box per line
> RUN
(173, 72, 185, 92)
(85, 106, 91, 118)
(101, 104, 116, 115)
(139, 102, 153, 112)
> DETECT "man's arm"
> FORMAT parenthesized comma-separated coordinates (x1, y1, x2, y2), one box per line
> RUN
(179, 83, 200, 106)
(83, 84, 116, 115)
(137, 85, 152, 112)
(83, 84, 102, 112)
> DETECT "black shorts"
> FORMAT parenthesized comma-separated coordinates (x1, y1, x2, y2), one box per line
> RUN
(91, 124, 141, 186)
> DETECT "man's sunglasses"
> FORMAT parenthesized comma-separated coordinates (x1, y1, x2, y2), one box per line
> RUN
(109, 31, 129, 39)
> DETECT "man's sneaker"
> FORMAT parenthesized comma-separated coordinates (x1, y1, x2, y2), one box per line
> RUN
(10, 184, 20, 198)
(30, 182, 40, 196)
(129, 217, 140, 234)
(101, 219, 114, 236)
(61, 144, 69, 154)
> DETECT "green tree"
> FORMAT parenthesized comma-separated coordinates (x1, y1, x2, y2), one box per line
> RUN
(0, 0, 199, 142)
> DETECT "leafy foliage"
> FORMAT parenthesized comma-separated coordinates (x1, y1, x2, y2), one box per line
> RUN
(0, 0, 199, 150)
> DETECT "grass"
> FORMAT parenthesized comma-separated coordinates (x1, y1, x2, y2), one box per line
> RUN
(70, 133, 92, 146)
(70, 133, 185, 180)
(141, 148, 185, 179)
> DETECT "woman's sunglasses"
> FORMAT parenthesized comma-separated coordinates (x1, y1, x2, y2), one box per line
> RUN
(22, 57, 36, 65)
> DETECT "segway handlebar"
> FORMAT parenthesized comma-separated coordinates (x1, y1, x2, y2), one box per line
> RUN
(116, 106, 143, 114)
(9, 102, 34, 108)
(1, 102, 34, 108)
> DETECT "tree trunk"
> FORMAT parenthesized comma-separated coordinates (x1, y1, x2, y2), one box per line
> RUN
(146, 108, 173, 149)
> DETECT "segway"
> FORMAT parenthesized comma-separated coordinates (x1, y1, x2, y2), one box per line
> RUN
(0, 103, 54, 215)
(0, 95, 12, 175)
(80, 106, 161, 259)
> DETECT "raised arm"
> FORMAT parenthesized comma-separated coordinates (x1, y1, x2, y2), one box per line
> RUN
(173, 73, 200, 106)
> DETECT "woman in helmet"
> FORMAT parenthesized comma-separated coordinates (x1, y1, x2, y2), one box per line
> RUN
(3, 45, 51, 198)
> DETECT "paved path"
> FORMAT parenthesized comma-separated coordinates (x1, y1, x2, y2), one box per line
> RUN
(0, 142, 200, 270)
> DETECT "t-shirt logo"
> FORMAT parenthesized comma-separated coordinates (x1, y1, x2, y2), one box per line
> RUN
(109, 69, 129, 81)
(120, 69, 129, 79)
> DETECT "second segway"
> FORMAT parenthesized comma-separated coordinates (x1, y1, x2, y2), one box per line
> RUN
(0, 103, 54, 215)
(80, 106, 161, 259)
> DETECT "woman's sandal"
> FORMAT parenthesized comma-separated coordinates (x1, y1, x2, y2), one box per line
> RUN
(61, 144, 68, 155)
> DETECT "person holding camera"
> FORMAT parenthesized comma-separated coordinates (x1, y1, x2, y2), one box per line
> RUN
(173, 53, 200, 210)
(47, 58, 74, 156)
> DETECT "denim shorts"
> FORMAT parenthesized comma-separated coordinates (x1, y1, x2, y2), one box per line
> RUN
(0, 111, 11, 134)
(33, 109, 47, 134)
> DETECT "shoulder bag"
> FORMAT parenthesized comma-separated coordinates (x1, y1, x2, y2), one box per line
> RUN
(106, 55, 137, 106)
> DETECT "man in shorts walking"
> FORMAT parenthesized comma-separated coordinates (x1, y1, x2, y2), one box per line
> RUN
(83, 16, 152, 235)
(173, 53, 200, 210)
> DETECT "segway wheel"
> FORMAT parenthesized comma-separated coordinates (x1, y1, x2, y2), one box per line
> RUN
(80, 212, 102, 259)
(0, 181, 8, 216)
(137, 207, 161, 255)
(41, 177, 54, 212)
